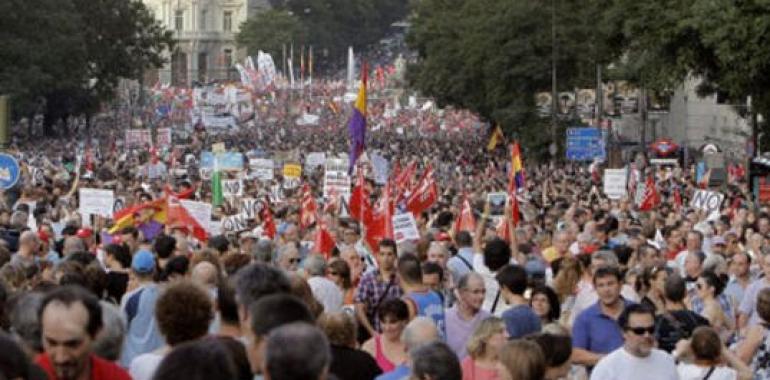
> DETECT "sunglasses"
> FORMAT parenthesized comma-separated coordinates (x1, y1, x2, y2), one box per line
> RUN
(289, 258, 301, 264)
(628, 326, 655, 336)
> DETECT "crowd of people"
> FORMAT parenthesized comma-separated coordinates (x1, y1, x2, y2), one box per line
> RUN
(1, 64, 770, 380)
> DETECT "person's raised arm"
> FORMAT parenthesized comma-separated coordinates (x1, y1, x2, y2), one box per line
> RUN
(473, 199, 489, 254)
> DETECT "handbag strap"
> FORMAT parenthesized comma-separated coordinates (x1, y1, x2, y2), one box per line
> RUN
(703, 366, 716, 380)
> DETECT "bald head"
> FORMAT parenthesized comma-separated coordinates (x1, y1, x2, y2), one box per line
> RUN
(402, 317, 440, 351)
(191, 261, 219, 287)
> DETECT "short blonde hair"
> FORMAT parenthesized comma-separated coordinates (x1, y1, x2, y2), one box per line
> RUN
(466, 317, 505, 359)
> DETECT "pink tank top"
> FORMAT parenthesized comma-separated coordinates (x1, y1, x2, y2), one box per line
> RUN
(374, 335, 396, 372)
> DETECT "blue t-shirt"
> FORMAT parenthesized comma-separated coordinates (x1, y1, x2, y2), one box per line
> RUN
(501, 304, 541, 339)
(405, 290, 446, 338)
(572, 300, 633, 355)
(375, 365, 409, 380)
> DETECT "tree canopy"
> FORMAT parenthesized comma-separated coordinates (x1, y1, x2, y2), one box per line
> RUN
(0, 0, 173, 130)
(238, 0, 409, 71)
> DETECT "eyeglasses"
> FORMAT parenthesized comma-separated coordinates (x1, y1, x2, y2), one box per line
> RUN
(289, 258, 301, 264)
(628, 326, 655, 336)
(328, 271, 339, 276)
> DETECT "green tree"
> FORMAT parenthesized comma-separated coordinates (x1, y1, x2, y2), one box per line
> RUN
(237, 9, 305, 62)
(407, 0, 619, 154)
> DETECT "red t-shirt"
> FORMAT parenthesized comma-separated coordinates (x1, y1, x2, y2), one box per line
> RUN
(35, 353, 131, 380)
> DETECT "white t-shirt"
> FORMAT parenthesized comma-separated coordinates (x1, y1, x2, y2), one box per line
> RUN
(307, 276, 343, 313)
(677, 363, 736, 380)
(129, 352, 165, 380)
(590, 348, 678, 380)
(473, 254, 513, 316)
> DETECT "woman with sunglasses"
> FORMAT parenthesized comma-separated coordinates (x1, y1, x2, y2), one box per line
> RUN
(640, 265, 668, 315)
(695, 271, 734, 343)
(327, 259, 355, 306)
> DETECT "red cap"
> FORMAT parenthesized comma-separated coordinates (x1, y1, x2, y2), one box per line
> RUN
(76, 228, 93, 239)
(37, 230, 50, 244)
(436, 232, 451, 242)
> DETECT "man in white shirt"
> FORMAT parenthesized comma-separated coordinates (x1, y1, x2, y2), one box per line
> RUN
(590, 303, 678, 380)
(304, 254, 343, 313)
(474, 239, 515, 316)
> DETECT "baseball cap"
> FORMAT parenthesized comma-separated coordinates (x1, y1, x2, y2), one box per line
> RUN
(131, 250, 156, 274)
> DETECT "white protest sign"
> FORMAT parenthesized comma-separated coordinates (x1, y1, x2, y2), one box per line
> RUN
(392, 213, 420, 243)
(487, 192, 507, 217)
(222, 213, 249, 233)
(222, 179, 243, 197)
(240, 198, 264, 219)
(249, 158, 274, 180)
(603, 169, 628, 200)
(690, 190, 725, 214)
(179, 200, 212, 233)
(324, 158, 351, 199)
(305, 152, 326, 170)
(113, 197, 126, 214)
(371, 153, 389, 185)
(79, 188, 114, 217)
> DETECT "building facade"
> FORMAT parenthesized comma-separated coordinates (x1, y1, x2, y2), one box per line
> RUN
(142, 0, 270, 86)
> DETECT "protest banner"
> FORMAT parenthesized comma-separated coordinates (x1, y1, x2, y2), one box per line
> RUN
(156, 128, 172, 148)
(305, 152, 326, 170)
(392, 213, 420, 243)
(179, 200, 212, 233)
(690, 190, 724, 214)
(79, 188, 114, 217)
(603, 169, 628, 200)
(200, 152, 244, 171)
(125, 130, 151, 149)
(249, 158, 274, 180)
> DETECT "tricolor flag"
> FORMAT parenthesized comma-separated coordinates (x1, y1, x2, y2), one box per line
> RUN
(511, 142, 526, 189)
(487, 125, 505, 151)
(348, 64, 367, 174)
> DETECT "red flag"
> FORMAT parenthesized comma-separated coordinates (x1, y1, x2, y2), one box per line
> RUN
(324, 188, 340, 215)
(314, 215, 336, 259)
(406, 168, 438, 216)
(639, 175, 660, 211)
(84, 146, 94, 173)
(166, 200, 208, 241)
(261, 203, 276, 239)
(453, 194, 476, 234)
(364, 183, 395, 252)
(300, 184, 318, 229)
(163, 184, 195, 200)
(349, 170, 372, 223)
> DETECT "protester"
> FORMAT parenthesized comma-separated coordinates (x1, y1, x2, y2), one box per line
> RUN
(36, 285, 131, 380)
(398, 253, 445, 335)
(654, 274, 709, 353)
(589, 303, 678, 380)
(462, 317, 507, 380)
(375, 316, 440, 380)
(498, 339, 546, 380)
(263, 322, 331, 380)
(737, 288, 770, 376)
(318, 312, 382, 380)
(675, 326, 751, 380)
(525, 333, 573, 380)
(410, 341, 463, 380)
(355, 239, 403, 342)
(496, 264, 540, 339)
(446, 272, 490, 358)
(120, 249, 164, 367)
(529, 285, 561, 327)
(362, 299, 409, 373)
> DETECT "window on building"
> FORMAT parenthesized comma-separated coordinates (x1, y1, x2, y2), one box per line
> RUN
(223, 11, 232, 32)
(224, 49, 233, 68)
(200, 9, 207, 30)
(175, 10, 184, 31)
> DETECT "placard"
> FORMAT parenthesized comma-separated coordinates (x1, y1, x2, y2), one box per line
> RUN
(79, 188, 114, 217)
(324, 158, 351, 199)
(240, 198, 264, 219)
(222, 213, 249, 233)
(249, 158, 274, 180)
(371, 153, 389, 185)
(305, 152, 326, 169)
(603, 169, 628, 200)
(690, 190, 724, 214)
(283, 163, 302, 179)
(222, 179, 243, 197)
(392, 213, 420, 243)
(200, 152, 244, 171)
(487, 192, 507, 216)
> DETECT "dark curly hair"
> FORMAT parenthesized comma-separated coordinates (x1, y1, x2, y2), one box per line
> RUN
(155, 280, 214, 346)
